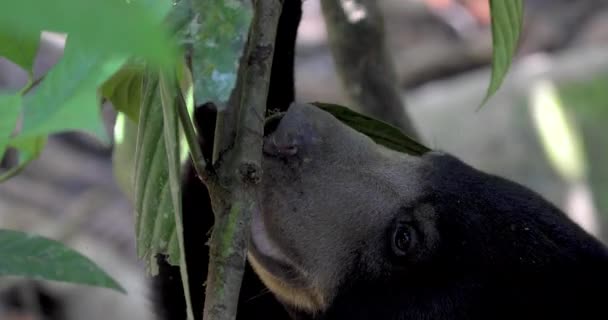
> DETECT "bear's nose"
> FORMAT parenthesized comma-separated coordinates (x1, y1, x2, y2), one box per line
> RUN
(263, 112, 299, 157)
(263, 134, 299, 157)
(262, 103, 322, 158)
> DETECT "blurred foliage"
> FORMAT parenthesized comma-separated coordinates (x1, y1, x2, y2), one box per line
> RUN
(558, 75, 608, 216)
(101, 62, 145, 123)
(530, 80, 587, 183)
(0, 0, 176, 68)
(0, 0, 178, 291)
(191, 0, 252, 108)
(0, 229, 124, 293)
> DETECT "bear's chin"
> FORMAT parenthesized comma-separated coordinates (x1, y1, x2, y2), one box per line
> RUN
(248, 208, 327, 312)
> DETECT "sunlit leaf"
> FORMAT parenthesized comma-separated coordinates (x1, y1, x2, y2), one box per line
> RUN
(101, 62, 145, 122)
(0, 29, 41, 76)
(312, 102, 430, 156)
(0, 229, 124, 293)
(0, 135, 46, 182)
(102, 0, 193, 123)
(481, 0, 524, 107)
(15, 37, 125, 142)
(191, 0, 253, 107)
(0, 0, 176, 67)
(529, 80, 586, 182)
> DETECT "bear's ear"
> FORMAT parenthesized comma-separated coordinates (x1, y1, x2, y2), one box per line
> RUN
(388, 204, 440, 267)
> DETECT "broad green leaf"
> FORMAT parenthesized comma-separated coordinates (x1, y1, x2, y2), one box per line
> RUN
(15, 37, 125, 142)
(312, 102, 430, 156)
(110, 64, 193, 204)
(0, 29, 41, 76)
(0, 0, 176, 67)
(101, 62, 145, 122)
(130, 65, 194, 274)
(0, 135, 46, 182)
(159, 70, 194, 320)
(133, 72, 178, 271)
(481, 0, 524, 107)
(191, 0, 253, 107)
(102, 0, 193, 123)
(0, 229, 124, 293)
(0, 93, 22, 156)
(123, 65, 195, 319)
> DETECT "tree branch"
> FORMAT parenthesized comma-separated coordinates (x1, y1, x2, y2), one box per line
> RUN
(202, 1, 281, 320)
(176, 86, 211, 183)
(321, 0, 419, 138)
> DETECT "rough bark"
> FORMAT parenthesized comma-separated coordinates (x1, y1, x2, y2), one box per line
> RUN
(201, 1, 281, 320)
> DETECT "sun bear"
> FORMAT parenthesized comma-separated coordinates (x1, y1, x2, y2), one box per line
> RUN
(249, 103, 608, 320)
(155, 1, 608, 319)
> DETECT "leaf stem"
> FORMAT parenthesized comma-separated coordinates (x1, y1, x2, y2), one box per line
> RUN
(175, 84, 210, 183)
(20, 75, 45, 95)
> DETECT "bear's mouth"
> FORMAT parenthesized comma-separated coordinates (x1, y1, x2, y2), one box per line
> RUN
(252, 111, 310, 287)
(249, 207, 328, 311)
(249, 109, 329, 311)
(249, 206, 307, 286)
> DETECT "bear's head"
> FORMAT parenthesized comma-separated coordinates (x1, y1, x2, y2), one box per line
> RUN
(249, 103, 608, 320)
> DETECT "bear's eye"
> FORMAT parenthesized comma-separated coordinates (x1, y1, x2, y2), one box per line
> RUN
(392, 224, 413, 257)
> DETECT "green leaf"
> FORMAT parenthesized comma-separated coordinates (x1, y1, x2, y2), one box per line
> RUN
(191, 0, 253, 107)
(122, 66, 195, 318)
(0, 135, 46, 182)
(129, 65, 195, 274)
(101, 62, 145, 122)
(0, 93, 22, 156)
(159, 70, 194, 320)
(166, 0, 195, 37)
(0, 0, 176, 67)
(0, 28, 41, 76)
(481, 0, 523, 108)
(15, 37, 125, 142)
(0, 229, 124, 293)
(133, 72, 178, 271)
(312, 102, 430, 156)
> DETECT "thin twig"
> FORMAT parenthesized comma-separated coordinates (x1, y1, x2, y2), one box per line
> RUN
(21, 75, 46, 95)
(202, 1, 282, 320)
(321, 0, 419, 138)
(175, 86, 210, 183)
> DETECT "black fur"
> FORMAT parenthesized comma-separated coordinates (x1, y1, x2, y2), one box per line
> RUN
(290, 152, 608, 320)
(0, 282, 65, 320)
